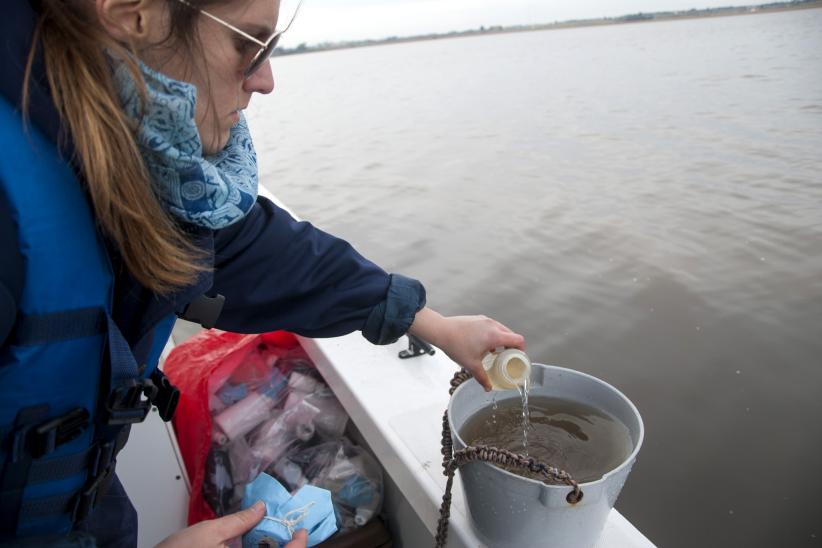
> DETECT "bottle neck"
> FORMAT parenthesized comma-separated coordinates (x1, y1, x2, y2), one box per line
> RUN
(497, 350, 530, 386)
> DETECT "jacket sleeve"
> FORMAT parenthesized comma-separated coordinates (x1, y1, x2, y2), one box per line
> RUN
(210, 196, 426, 344)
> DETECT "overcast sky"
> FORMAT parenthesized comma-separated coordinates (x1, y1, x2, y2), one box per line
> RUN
(278, 0, 752, 45)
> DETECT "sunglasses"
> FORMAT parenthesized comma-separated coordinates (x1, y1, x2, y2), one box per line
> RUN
(176, 0, 304, 79)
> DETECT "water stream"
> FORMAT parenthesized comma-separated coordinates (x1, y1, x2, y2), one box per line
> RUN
(516, 378, 530, 455)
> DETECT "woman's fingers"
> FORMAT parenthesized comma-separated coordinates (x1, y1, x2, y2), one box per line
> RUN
(213, 501, 266, 542)
(284, 529, 308, 548)
(470, 362, 493, 392)
(491, 328, 526, 351)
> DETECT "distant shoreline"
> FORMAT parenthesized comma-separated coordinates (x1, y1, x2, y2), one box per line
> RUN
(274, 0, 822, 57)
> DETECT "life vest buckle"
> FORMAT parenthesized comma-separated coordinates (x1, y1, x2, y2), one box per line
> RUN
(28, 407, 90, 459)
(105, 379, 157, 426)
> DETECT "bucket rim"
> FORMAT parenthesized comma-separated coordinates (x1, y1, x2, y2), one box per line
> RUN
(447, 363, 645, 487)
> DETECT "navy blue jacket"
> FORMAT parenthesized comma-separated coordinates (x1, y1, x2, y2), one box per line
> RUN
(0, 0, 426, 364)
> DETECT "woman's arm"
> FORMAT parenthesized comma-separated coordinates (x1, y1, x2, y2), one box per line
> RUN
(210, 197, 525, 388)
(210, 196, 413, 338)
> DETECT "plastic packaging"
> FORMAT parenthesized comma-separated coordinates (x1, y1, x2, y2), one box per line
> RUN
(354, 508, 374, 527)
(216, 382, 248, 407)
(203, 447, 236, 516)
(288, 370, 321, 393)
(272, 458, 308, 492)
(246, 410, 294, 471)
(212, 391, 275, 445)
(305, 387, 349, 439)
(285, 439, 383, 533)
(227, 435, 261, 485)
(166, 329, 383, 533)
(482, 347, 532, 390)
(285, 399, 320, 445)
(212, 370, 288, 445)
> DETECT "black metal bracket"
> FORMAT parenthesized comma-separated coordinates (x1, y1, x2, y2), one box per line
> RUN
(399, 334, 436, 359)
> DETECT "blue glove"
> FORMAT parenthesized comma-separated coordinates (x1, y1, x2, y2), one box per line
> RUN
(242, 472, 338, 548)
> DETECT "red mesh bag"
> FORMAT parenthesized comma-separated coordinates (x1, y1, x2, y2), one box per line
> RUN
(163, 329, 299, 524)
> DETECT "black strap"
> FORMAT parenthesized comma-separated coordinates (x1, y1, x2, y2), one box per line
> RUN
(0, 405, 92, 537)
(14, 427, 129, 525)
(103, 316, 153, 426)
(19, 458, 115, 523)
(26, 447, 96, 485)
(150, 369, 180, 422)
(11, 308, 106, 347)
(17, 493, 77, 521)
(0, 405, 49, 535)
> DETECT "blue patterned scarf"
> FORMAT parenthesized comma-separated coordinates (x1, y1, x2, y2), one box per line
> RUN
(113, 61, 258, 229)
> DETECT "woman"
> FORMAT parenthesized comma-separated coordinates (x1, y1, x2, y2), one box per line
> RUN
(0, 0, 525, 546)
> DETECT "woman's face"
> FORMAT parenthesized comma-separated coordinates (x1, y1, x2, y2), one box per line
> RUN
(140, 0, 279, 154)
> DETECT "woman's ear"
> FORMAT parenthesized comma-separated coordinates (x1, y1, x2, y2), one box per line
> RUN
(95, 0, 165, 46)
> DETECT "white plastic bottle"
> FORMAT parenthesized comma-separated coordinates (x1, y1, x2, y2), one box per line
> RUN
(481, 347, 532, 390)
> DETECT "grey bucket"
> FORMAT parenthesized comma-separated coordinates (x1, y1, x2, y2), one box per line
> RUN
(448, 364, 644, 548)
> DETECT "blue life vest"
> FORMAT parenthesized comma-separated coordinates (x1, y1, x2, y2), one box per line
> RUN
(0, 95, 179, 538)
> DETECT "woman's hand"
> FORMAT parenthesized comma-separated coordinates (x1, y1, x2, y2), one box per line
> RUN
(155, 501, 309, 548)
(408, 307, 526, 391)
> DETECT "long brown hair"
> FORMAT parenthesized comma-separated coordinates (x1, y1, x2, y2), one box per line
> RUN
(23, 1, 215, 295)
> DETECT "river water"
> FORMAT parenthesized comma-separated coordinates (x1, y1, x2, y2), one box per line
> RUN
(248, 9, 822, 547)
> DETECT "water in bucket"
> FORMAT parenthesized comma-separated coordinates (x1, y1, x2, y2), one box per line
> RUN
(449, 364, 644, 547)
(460, 395, 633, 483)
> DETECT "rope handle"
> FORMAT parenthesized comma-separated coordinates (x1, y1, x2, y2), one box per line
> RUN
(435, 369, 583, 548)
